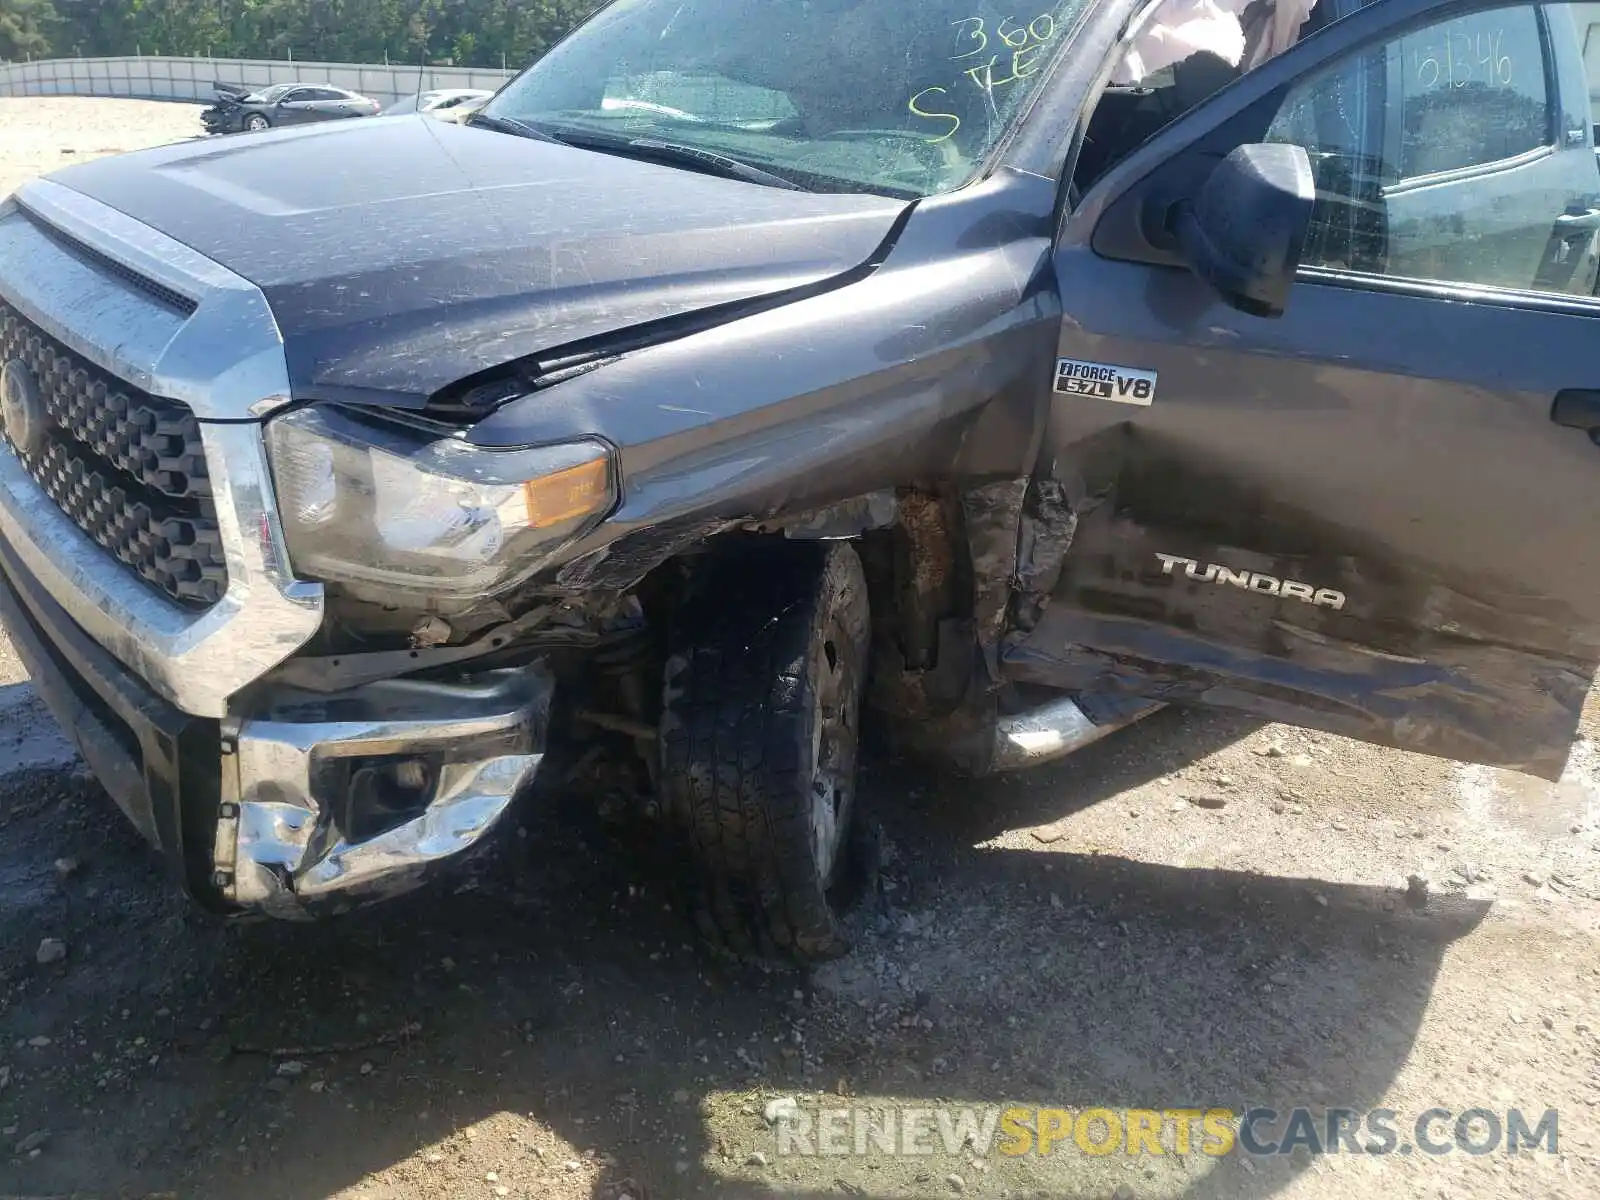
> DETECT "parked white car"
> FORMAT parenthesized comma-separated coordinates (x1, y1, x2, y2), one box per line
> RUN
(381, 89, 494, 119)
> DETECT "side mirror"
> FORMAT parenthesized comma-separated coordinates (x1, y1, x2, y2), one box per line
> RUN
(1167, 142, 1314, 318)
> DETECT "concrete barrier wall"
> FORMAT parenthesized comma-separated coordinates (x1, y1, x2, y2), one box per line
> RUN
(0, 56, 515, 107)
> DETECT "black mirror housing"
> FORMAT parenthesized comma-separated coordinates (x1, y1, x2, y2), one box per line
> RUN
(1168, 142, 1314, 318)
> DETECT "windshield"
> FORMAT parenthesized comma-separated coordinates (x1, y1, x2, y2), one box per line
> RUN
(483, 0, 1090, 197)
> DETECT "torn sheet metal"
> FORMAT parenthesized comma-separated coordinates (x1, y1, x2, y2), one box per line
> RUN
(961, 478, 1030, 684)
(554, 515, 737, 594)
(746, 492, 899, 540)
(1012, 478, 1077, 633)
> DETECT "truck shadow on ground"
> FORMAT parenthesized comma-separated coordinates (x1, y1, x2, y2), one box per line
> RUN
(0, 705, 1491, 1200)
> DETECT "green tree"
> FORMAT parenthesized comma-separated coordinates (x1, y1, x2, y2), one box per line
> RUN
(15, 0, 602, 66)
(0, 0, 58, 59)
(114, 0, 228, 56)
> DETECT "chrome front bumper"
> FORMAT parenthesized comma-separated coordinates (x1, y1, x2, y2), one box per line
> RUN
(217, 667, 554, 916)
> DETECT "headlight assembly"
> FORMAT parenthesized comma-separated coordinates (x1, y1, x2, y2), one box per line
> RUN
(265, 405, 615, 597)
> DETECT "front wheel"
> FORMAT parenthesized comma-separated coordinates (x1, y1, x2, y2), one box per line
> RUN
(244, 113, 270, 132)
(661, 541, 871, 964)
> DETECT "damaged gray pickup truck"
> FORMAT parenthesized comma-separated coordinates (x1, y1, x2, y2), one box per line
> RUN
(4, 0, 1600, 963)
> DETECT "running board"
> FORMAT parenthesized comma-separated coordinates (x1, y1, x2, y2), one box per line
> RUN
(991, 693, 1164, 773)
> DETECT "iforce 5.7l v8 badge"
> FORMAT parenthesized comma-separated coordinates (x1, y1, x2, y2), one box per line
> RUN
(1054, 358, 1157, 406)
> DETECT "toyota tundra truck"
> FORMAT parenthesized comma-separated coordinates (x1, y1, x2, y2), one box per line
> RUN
(3, 0, 1599, 963)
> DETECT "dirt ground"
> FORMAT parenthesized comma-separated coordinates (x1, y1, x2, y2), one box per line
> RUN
(1, 97, 1598, 1200)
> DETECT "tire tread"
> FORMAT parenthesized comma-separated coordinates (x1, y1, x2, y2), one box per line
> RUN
(661, 542, 868, 964)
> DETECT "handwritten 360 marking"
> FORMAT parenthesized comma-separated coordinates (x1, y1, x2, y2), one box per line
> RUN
(909, 12, 1059, 143)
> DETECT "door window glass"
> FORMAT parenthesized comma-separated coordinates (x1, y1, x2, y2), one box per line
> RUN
(1581, 16, 1600, 130)
(1395, 9, 1550, 175)
(1265, 4, 1600, 296)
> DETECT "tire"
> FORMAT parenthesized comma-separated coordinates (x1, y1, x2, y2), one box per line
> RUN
(245, 114, 270, 132)
(661, 541, 871, 965)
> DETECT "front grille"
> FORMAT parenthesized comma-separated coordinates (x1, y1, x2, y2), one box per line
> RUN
(0, 301, 228, 608)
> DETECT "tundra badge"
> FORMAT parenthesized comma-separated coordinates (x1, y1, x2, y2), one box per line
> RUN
(1156, 553, 1347, 610)
(1054, 358, 1156, 405)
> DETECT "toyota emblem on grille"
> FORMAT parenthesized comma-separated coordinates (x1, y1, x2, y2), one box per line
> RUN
(0, 358, 46, 462)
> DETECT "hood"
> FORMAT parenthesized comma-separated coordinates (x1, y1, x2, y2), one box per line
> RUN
(50, 116, 909, 406)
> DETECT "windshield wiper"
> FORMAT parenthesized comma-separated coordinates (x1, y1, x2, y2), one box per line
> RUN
(465, 114, 805, 191)
(463, 111, 563, 144)
(545, 128, 804, 191)
(628, 137, 803, 190)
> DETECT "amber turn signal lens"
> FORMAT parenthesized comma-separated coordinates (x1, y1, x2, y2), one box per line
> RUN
(521, 455, 610, 528)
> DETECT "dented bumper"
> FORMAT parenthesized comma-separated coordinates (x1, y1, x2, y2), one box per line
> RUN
(0, 521, 552, 915)
(216, 667, 553, 916)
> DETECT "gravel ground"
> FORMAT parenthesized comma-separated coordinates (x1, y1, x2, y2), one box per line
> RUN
(1, 98, 1598, 1200)
(0, 97, 205, 196)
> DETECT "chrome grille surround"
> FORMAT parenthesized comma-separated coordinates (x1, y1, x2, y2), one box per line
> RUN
(0, 179, 324, 718)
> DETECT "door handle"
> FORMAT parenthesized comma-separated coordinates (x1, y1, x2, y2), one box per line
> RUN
(1554, 208, 1600, 235)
